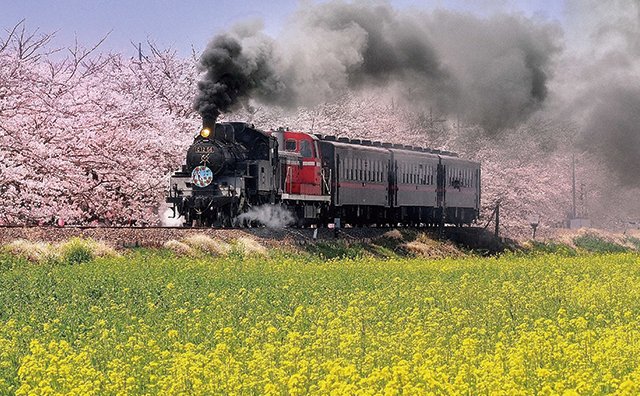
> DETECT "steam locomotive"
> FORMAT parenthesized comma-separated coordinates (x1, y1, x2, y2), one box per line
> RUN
(166, 120, 480, 227)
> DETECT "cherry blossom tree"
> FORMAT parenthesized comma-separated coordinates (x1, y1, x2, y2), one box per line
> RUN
(0, 21, 199, 225)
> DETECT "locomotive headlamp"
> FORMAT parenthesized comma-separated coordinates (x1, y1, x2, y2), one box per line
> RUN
(200, 128, 211, 138)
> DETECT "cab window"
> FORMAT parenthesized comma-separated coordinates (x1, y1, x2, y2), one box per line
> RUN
(285, 139, 297, 152)
(299, 140, 313, 158)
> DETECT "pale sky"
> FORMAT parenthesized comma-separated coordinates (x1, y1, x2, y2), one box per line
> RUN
(1, 0, 567, 57)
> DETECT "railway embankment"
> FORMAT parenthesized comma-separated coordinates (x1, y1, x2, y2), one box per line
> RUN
(0, 226, 638, 261)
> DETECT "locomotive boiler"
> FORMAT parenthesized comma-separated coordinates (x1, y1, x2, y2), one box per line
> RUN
(166, 119, 278, 226)
(167, 121, 481, 228)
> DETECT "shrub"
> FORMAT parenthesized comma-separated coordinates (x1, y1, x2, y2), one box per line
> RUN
(573, 233, 628, 254)
(59, 237, 95, 265)
(381, 229, 403, 240)
(624, 236, 640, 250)
(236, 237, 268, 256)
(527, 240, 577, 256)
(163, 240, 195, 256)
(3, 239, 59, 263)
(305, 241, 367, 259)
(183, 234, 232, 255)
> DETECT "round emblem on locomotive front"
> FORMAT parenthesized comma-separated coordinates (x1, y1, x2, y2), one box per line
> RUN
(191, 165, 213, 188)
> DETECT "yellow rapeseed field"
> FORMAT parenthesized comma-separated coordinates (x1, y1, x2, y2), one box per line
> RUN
(1, 248, 639, 395)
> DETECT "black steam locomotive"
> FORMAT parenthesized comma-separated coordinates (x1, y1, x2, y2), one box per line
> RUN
(166, 120, 480, 227)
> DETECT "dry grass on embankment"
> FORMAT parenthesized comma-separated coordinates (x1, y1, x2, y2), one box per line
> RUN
(2, 226, 639, 265)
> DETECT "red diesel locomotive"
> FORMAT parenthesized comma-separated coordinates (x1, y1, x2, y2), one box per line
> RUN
(166, 121, 480, 227)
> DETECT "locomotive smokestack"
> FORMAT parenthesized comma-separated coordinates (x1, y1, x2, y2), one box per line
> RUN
(202, 115, 217, 131)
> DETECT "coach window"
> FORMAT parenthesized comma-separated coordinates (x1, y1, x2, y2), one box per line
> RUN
(404, 163, 408, 184)
(353, 158, 356, 180)
(363, 160, 368, 181)
(411, 163, 415, 184)
(299, 140, 313, 158)
(351, 158, 354, 180)
(372, 161, 375, 182)
(285, 139, 297, 152)
(352, 158, 355, 180)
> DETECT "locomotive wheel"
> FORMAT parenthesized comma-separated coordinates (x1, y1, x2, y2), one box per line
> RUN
(211, 208, 224, 228)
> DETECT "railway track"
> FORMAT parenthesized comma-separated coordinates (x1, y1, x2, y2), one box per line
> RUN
(0, 224, 508, 253)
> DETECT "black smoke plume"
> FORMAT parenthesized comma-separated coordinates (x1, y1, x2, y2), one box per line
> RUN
(580, 86, 640, 186)
(194, 21, 284, 122)
(554, 0, 640, 187)
(195, 1, 561, 131)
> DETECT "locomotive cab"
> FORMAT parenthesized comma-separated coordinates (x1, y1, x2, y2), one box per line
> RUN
(270, 129, 323, 197)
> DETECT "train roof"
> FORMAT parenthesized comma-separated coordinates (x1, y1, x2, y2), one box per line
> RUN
(314, 133, 459, 157)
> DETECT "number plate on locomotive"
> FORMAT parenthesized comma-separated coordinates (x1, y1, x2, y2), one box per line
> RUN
(195, 146, 216, 154)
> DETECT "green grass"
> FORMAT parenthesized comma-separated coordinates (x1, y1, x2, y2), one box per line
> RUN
(625, 236, 640, 250)
(3, 243, 640, 394)
(573, 233, 629, 254)
(526, 240, 577, 256)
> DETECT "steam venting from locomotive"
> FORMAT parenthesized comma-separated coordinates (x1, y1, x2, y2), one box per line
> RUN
(194, 1, 561, 132)
(237, 205, 295, 229)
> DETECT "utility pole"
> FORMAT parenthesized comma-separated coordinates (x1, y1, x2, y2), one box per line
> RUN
(572, 154, 576, 219)
(495, 201, 500, 238)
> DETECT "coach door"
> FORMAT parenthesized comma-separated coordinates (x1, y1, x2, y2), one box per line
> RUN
(437, 159, 446, 209)
(335, 154, 341, 205)
(391, 159, 398, 207)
